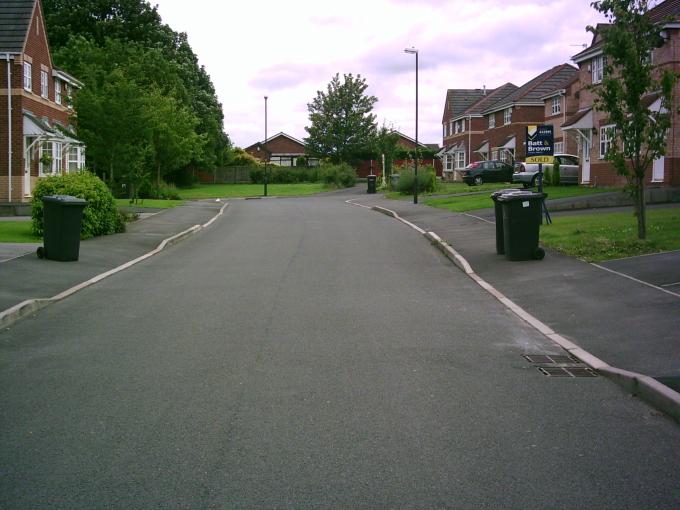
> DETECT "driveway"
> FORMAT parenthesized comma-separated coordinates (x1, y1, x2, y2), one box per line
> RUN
(597, 250, 680, 295)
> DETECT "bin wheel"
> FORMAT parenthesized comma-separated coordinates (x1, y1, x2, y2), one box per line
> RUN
(533, 247, 545, 260)
(37, 246, 45, 259)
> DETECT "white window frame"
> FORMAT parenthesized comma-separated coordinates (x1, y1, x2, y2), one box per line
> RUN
(551, 97, 561, 115)
(23, 62, 32, 91)
(599, 124, 616, 159)
(554, 141, 564, 154)
(455, 151, 466, 170)
(39, 141, 52, 176)
(592, 55, 604, 84)
(41, 70, 49, 98)
(55, 80, 62, 105)
(488, 114, 496, 129)
(445, 154, 453, 171)
(503, 108, 512, 125)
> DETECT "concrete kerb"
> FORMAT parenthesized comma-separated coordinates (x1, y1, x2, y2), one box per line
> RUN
(346, 198, 680, 425)
(0, 202, 229, 330)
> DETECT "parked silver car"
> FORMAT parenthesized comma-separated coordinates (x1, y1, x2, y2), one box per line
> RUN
(512, 154, 580, 187)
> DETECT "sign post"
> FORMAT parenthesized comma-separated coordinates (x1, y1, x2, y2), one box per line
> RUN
(525, 125, 554, 224)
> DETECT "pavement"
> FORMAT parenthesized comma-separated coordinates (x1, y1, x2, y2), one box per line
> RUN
(1, 190, 680, 420)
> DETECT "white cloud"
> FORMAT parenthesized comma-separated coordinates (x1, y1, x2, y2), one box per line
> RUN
(154, 0, 604, 147)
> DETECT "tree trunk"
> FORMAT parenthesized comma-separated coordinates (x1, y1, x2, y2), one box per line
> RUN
(157, 163, 161, 188)
(637, 176, 647, 240)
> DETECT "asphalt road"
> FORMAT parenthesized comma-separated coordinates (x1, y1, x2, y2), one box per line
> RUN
(2, 195, 680, 509)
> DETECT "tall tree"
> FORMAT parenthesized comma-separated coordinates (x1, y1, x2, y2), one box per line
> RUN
(372, 125, 401, 179)
(305, 74, 378, 164)
(589, 0, 678, 239)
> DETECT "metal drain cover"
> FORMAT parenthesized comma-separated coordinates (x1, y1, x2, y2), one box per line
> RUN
(524, 354, 580, 365)
(538, 367, 598, 378)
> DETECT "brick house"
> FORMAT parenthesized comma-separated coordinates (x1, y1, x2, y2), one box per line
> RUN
(440, 83, 518, 180)
(481, 64, 578, 166)
(244, 132, 319, 167)
(540, 75, 580, 156)
(564, 0, 680, 187)
(1, 0, 85, 204)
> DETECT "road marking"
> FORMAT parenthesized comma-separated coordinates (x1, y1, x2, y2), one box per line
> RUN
(591, 263, 680, 298)
(661, 281, 680, 288)
(462, 212, 494, 224)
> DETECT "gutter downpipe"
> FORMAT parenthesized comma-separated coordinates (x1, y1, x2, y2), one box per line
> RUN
(5, 53, 12, 203)
(468, 115, 472, 166)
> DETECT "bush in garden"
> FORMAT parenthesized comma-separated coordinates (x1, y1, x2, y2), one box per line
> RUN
(249, 166, 265, 183)
(321, 163, 356, 188)
(552, 158, 561, 186)
(396, 164, 437, 194)
(31, 171, 125, 239)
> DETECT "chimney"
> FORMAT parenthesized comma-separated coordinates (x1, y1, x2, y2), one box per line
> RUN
(483, 85, 486, 96)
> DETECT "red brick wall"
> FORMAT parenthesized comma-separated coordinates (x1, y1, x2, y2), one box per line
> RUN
(485, 105, 545, 161)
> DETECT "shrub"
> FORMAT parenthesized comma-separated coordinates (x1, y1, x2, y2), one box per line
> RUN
(543, 166, 552, 186)
(552, 158, 561, 186)
(321, 163, 357, 188)
(396, 164, 437, 194)
(31, 171, 126, 239)
(250, 165, 323, 184)
(141, 182, 181, 200)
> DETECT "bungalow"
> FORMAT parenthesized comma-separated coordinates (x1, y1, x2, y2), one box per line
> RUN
(0, 0, 86, 204)
(564, 0, 680, 187)
(244, 132, 320, 167)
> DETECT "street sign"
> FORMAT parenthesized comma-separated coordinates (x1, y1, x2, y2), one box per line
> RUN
(526, 125, 554, 162)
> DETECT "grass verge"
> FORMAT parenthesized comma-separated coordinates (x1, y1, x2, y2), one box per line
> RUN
(176, 183, 328, 199)
(424, 186, 616, 212)
(0, 221, 41, 243)
(540, 208, 680, 262)
(115, 199, 184, 209)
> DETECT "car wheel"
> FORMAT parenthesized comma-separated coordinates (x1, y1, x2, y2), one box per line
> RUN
(530, 176, 539, 188)
(474, 176, 483, 186)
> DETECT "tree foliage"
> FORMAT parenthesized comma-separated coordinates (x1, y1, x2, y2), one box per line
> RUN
(42, 0, 230, 189)
(588, 0, 678, 239)
(304, 74, 377, 164)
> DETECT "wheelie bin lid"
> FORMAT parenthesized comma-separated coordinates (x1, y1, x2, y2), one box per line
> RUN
(490, 188, 524, 200)
(496, 191, 546, 202)
(41, 195, 88, 205)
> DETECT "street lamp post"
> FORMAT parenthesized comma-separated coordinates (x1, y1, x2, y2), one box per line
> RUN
(404, 47, 418, 204)
(264, 96, 268, 197)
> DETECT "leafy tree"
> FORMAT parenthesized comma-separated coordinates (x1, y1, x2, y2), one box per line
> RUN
(372, 125, 400, 180)
(305, 73, 377, 164)
(43, 1, 229, 185)
(589, 0, 678, 239)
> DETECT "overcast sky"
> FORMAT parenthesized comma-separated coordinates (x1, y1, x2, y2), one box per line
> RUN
(152, 0, 608, 149)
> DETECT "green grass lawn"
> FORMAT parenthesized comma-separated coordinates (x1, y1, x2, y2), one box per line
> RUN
(176, 183, 328, 200)
(0, 221, 41, 243)
(540, 208, 680, 262)
(424, 186, 616, 212)
(115, 199, 184, 209)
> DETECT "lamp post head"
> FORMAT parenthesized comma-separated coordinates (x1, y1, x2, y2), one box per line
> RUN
(404, 47, 418, 54)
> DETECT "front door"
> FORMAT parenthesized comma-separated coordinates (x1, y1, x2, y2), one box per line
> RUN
(581, 134, 591, 184)
(652, 156, 665, 182)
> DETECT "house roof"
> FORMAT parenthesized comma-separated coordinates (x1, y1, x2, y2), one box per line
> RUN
(460, 83, 518, 118)
(486, 64, 578, 114)
(649, 0, 680, 23)
(442, 88, 489, 122)
(0, 0, 35, 53)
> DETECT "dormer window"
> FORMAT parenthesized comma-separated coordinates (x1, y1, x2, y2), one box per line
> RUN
(23, 62, 32, 91)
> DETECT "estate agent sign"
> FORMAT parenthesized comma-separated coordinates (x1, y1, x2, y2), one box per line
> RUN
(525, 125, 554, 164)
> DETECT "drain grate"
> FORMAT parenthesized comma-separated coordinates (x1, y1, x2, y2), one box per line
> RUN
(524, 354, 580, 365)
(538, 367, 598, 378)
